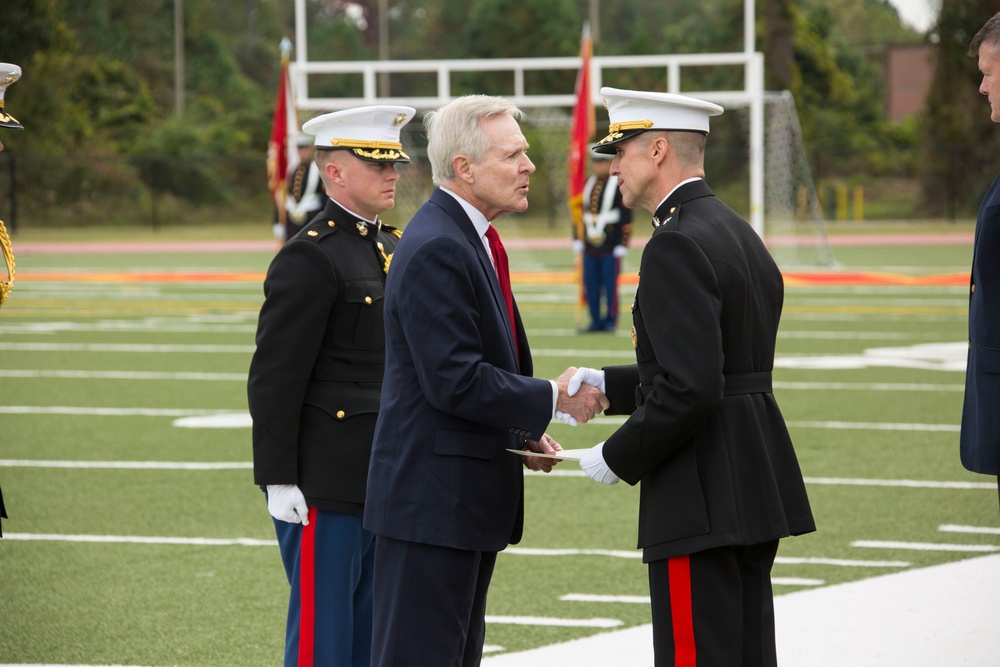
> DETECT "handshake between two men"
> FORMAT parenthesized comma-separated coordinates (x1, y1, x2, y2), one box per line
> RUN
(519, 366, 620, 486)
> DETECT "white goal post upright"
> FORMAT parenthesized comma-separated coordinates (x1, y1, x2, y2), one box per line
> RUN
(289, 0, 767, 236)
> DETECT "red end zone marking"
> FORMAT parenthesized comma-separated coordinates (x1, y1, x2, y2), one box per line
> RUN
(16, 271, 969, 286)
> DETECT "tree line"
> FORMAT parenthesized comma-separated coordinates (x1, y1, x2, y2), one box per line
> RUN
(2, 0, 998, 219)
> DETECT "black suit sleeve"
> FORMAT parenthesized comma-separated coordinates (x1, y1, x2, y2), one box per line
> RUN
(248, 241, 338, 484)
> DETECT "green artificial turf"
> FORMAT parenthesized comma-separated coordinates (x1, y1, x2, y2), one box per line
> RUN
(1, 231, 997, 665)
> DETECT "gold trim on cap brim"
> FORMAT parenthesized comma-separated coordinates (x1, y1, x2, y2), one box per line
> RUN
(592, 129, 645, 154)
(350, 147, 411, 163)
(0, 111, 22, 130)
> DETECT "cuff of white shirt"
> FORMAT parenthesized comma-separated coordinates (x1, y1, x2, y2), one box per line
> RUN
(549, 380, 558, 420)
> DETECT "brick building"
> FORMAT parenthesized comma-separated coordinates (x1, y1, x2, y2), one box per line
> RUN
(886, 43, 937, 122)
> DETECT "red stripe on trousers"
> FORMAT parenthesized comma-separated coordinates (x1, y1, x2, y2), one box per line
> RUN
(298, 507, 318, 666)
(668, 555, 697, 667)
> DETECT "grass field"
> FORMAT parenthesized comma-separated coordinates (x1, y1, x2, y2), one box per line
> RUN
(1, 222, 998, 666)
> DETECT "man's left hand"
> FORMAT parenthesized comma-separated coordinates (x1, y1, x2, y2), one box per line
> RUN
(522, 433, 563, 473)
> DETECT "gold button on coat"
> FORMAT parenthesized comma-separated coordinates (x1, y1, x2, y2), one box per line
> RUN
(364, 296, 373, 305)
(336, 410, 346, 419)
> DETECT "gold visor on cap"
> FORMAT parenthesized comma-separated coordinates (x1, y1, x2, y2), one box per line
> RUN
(607, 119, 654, 133)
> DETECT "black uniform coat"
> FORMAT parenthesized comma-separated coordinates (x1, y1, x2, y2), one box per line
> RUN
(248, 198, 400, 515)
(364, 188, 554, 553)
(601, 179, 815, 562)
(960, 170, 1000, 475)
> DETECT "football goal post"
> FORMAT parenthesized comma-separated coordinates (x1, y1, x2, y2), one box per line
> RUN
(285, 13, 833, 266)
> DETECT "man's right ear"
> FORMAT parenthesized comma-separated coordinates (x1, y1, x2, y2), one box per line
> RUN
(452, 155, 474, 183)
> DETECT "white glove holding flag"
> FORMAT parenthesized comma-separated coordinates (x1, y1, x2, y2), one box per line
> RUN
(612, 245, 628, 258)
(580, 441, 620, 485)
(266, 484, 310, 525)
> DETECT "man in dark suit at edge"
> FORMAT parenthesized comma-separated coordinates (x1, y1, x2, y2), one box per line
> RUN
(570, 87, 816, 667)
(961, 11, 1000, 511)
(364, 94, 609, 667)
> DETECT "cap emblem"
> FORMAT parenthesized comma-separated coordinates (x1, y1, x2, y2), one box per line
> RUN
(608, 119, 654, 133)
(597, 132, 623, 146)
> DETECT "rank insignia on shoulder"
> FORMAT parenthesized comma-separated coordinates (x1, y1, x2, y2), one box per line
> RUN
(307, 230, 319, 237)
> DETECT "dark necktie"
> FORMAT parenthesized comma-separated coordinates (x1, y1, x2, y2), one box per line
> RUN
(485, 224, 519, 359)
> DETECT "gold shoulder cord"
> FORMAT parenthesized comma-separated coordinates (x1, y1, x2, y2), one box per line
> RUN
(0, 219, 14, 308)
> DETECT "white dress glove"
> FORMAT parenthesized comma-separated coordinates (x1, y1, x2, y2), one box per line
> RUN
(580, 442, 620, 485)
(572, 239, 585, 253)
(612, 245, 628, 258)
(272, 223, 287, 241)
(567, 366, 606, 396)
(554, 410, 578, 426)
(266, 484, 310, 525)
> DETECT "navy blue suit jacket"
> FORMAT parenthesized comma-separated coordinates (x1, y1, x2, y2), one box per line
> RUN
(364, 188, 554, 552)
(961, 171, 1000, 475)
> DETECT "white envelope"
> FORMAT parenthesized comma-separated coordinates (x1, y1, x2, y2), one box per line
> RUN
(505, 448, 588, 461)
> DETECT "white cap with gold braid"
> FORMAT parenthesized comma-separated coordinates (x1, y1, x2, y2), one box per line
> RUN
(0, 63, 23, 130)
(302, 105, 415, 163)
(593, 87, 722, 155)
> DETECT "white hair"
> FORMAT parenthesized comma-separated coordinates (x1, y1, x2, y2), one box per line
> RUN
(424, 95, 526, 185)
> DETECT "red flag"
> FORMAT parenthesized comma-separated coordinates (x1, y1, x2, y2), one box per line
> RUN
(567, 23, 595, 242)
(267, 45, 296, 226)
(568, 24, 595, 322)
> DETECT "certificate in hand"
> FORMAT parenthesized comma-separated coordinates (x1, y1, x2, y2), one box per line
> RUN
(505, 448, 588, 461)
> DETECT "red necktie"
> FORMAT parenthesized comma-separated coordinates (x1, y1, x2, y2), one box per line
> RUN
(485, 224, 519, 359)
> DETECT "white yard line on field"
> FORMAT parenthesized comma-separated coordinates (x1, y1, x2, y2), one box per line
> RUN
(0, 370, 247, 381)
(0, 369, 965, 392)
(481, 554, 1000, 666)
(938, 524, 1000, 535)
(0, 459, 990, 496)
(852, 540, 1000, 552)
(0, 342, 254, 353)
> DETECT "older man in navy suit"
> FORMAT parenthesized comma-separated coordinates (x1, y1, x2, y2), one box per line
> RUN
(962, 11, 1000, 511)
(364, 95, 608, 667)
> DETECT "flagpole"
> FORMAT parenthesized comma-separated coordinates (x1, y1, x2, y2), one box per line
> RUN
(268, 38, 294, 248)
(568, 22, 594, 330)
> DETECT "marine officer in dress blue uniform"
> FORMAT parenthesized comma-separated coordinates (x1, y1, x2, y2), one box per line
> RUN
(571, 88, 815, 667)
(248, 105, 414, 667)
(0, 61, 24, 538)
(283, 134, 326, 242)
(574, 144, 632, 332)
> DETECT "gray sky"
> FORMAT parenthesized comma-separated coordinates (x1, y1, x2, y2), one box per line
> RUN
(887, 0, 939, 32)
